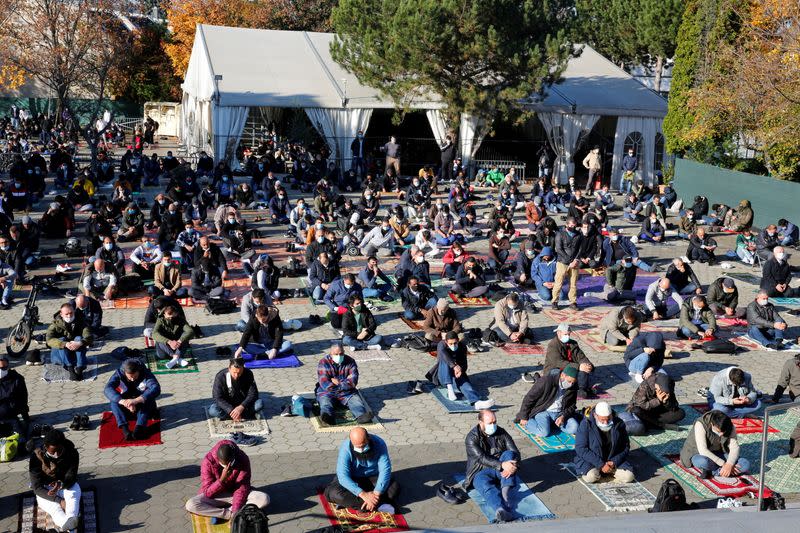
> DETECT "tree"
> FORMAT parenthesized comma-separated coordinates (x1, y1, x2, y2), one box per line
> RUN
(330, 0, 575, 136)
(637, 0, 685, 93)
(111, 24, 182, 103)
(163, 0, 334, 79)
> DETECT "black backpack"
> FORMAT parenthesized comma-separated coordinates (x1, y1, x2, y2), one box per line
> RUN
(649, 479, 688, 513)
(230, 503, 269, 533)
(701, 338, 737, 354)
(205, 297, 237, 315)
(400, 333, 431, 352)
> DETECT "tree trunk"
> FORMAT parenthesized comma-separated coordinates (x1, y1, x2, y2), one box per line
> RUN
(653, 56, 664, 94)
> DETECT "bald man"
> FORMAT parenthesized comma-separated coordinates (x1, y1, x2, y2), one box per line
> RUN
(193, 236, 229, 280)
(82, 258, 117, 301)
(324, 427, 400, 513)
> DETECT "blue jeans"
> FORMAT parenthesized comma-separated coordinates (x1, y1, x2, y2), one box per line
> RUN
(781, 236, 795, 246)
(691, 454, 750, 476)
(342, 334, 383, 350)
(208, 399, 264, 420)
(678, 283, 698, 295)
(626, 352, 667, 376)
(404, 297, 437, 320)
(1, 271, 17, 302)
(617, 411, 646, 436)
(472, 450, 519, 513)
(546, 202, 568, 213)
(488, 250, 509, 269)
(155, 341, 189, 359)
(680, 323, 710, 339)
(525, 409, 579, 437)
(708, 397, 761, 417)
(109, 397, 158, 428)
(436, 234, 464, 246)
(235, 320, 247, 332)
(437, 361, 480, 403)
(362, 285, 390, 298)
(312, 285, 325, 301)
(621, 180, 632, 195)
(639, 232, 663, 243)
(537, 285, 566, 301)
(51, 347, 88, 368)
(748, 326, 784, 346)
(318, 393, 367, 419)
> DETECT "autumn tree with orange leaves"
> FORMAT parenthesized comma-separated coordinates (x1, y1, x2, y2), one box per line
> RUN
(163, 0, 334, 79)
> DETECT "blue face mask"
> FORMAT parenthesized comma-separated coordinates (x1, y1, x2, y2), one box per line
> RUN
(448, 343, 458, 352)
(353, 444, 370, 453)
(483, 423, 497, 436)
(332, 355, 344, 365)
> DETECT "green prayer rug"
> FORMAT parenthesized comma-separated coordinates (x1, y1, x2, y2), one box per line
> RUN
(144, 348, 199, 374)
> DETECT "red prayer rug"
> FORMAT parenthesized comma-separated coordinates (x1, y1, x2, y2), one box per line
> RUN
(500, 343, 545, 355)
(448, 292, 492, 306)
(98, 411, 163, 449)
(689, 405, 779, 434)
(665, 454, 773, 498)
(317, 489, 409, 532)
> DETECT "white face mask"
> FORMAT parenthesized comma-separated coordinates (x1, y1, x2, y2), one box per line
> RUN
(775, 252, 786, 261)
(63, 315, 75, 324)
(448, 343, 457, 352)
(610, 235, 618, 241)
(0, 368, 8, 379)
(559, 335, 570, 343)
(332, 354, 344, 365)
(483, 423, 497, 436)
(597, 420, 614, 432)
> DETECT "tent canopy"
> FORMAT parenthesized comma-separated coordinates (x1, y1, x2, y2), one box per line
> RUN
(182, 24, 442, 110)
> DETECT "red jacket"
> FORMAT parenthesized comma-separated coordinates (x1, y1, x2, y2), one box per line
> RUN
(199, 440, 253, 512)
(442, 248, 471, 265)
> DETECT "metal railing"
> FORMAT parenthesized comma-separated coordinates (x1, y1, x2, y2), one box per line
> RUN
(473, 159, 527, 181)
(757, 400, 800, 511)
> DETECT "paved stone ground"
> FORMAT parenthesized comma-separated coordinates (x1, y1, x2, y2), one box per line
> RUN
(1, 139, 799, 532)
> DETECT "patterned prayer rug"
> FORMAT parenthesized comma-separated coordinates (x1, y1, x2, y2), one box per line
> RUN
(317, 489, 409, 532)
(515, 423, 575, 453)
(18, 488, 98, 533)
(308, 392, 384, 433)
(448, 292, 492, 306)
(204, 406, 271, 438)
(500, 343, 545, 356)
(560, 462, 656, 512)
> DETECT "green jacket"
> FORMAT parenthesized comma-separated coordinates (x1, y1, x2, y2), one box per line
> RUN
(152, 316, 195, 344)
(605, 262, 636, 292)
(678, 299, 717, 335)
(46, 315, 92, 349)
(485, 169, 505, 185)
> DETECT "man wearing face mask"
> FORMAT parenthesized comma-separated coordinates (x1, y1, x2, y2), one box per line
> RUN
(0, 354, 29, 446)
(325, 427, 399, 513)
(400, 276, 437, 320)
(46, 303, 92, 381)
(492, 293, 534, 344)
(193, 236, 229, 281)
(585, 255, 637, 304)
(487, 228, 511, 271)
(761, 245, 800, 297)
(317, 343, 372, 425)
(358, 255, 393, 301)
(708, 366, 761, 417)
(405, 177, 430, 223)
(153, 304, 196, 369)
(666, 258, 702, 295)
(429, 331, 495, 405)
(422, 298, 462, 343)
(148, 193, 172, 230)
(515, 365, 580, 436)
(543, 324, 596, 397)
(624, 331, 667, 384)
(81, 257, 117, 301)
(464, 410, 521, 523)
(574, 402, 634, 483)
(358, 216, 395, 257)
(644, 277, 683, 320)
(678, 295, 716, 341)
(687, 227, 717, 264)
(756, 224, 781, 262)
(69, 294, 106, 338)
(677, 208, 697, 239)
(453, 257, 489, 298)
(154, 256, 186, 298)
(309, 252, 341, 303)
(513, 242, 537, 288)
(305, 228, 338, 267)
(324, 274, 363, 329)
(706, 277, 746, 319)
(551, 217, 582, 310)
(190, 257, 225, 301)
(268, 187, 290, 224)
(117, 202, 144, 242)
(746, 290, 787, 350)
(175, 221, 200, 271)
(29, 429, 81, 532)
(680, 409, 750, 480)
(130, 237, 163, 281)
(341, 294, 384, 351)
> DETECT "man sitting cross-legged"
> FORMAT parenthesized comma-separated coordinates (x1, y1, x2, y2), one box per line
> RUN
(103, 358, 161, 441)
(514, 366, 580, 437)
(235, 304, 293, 360)
(574, 402, 635, 483)
(316, 342, 373, 425)
(152, 304, 195, 369)
(209, 358, 263, 421)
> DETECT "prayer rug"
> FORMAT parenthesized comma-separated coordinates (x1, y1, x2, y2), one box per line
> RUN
(204, 406, 271, 438)
(317, 489, 409, 532)
(144, 349, 198, 374)
(143, 335, 155, 349)
(769, 298, 800, 306)
(430, 387, 494, 414)
(541, 307, 610, 327)
(688, 404, 778, 434)
(98, 411, 162, 449)
(42, 353, 98, 383)
(190, 513, 233, 533)
(738, 335, 800, 351)
(515, 423, 575, 453)
(500, 343, 545, 356)
(309, 392, 384, 433)
(560, 463, 656, 512)
(665, 455, 770, 499)
(448, 292, 492, 306)
(235, 345, 302, 369)
(348, 349, 392, 363)
(399, 316, 424, 330)
(727, 272, 762, 286)
(716, 317, 749, 328)
(452, 474, 556, 523)
(18, 487, 98, 533)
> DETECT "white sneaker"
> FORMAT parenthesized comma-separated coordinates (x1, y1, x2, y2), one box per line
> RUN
(474, 399, 496, 410)
(165, 358, 178, 369)
(680, 255, 691, 264)
(447, 384, 458, 401)
(634, 373, 644, 384)
(177, 358, 189, 367)
(348, 346, 357, 354)
(367, 344, 382, 351)
(377, 503, 395, 514)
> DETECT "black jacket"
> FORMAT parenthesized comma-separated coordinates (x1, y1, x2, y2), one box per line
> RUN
(239, 310, 284, 350)
(706, 278, 738, 309)
(454, 263, 486, 292)
(212, 367, 259, 414)
(464, 424, 520, 490)
(341, 307, 378, 338)
(623, 332, 666, 370)
(514, 371, 577, 423)
(554, 227, 580, 264)
(0, 368, 28, 419)
(69, 297, 103, 331)
(666, 263, 700, 291)
(761, 258, 796, 296)
(29, 439, 79, 501)
(308, 260, 340, 288)
(400, 284, 435, 314)
(193, 243, 228, 274)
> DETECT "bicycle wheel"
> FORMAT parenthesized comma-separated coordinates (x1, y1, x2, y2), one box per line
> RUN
(6, 320, 32, 358)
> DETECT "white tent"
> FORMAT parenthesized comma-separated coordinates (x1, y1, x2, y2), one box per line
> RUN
(181, 25, 667, 185)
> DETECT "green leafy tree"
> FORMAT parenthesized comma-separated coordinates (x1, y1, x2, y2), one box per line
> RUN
(330, 0, 575, 129)
(636, 0, 685, 93)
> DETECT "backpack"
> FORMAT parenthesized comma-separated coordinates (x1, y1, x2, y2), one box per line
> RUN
(649, 479, 688, 513)
(118, 273, 144, 294)
(63, 237, 84, 257)
(701, 338, 737, 354)
(205, 298, 237, 315)
(0, 433, 19, 462)
(230, 503, 269, 533)
(400, 333, 431, 352)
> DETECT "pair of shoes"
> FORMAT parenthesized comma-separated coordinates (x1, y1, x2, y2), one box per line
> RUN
(67, 367, 80, 381)
(552, 302, 560, 310)
(280, 405, 293, 417)
(308, 314, 323, 325)
(320, 413, 336, 426)
(367, 344, 383, 351)
(406, 380, 424, 394)
(70, 414, 82, 430)
(380, 295, 394, 302)
(26, 349, 42, 365)
(215, 346, 232, 358)
(122, 426, 135, 441)
(165, 358, 189, 369)
(231, 431, 259, 446)
(568, 303, 580, 311)
(521, 372, 540, 383)
(495, 508, 514, 523)
(696, 386, 710, 398)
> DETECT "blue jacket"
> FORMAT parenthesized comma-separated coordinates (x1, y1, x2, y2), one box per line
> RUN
(336, 434, 392, 496)
(574, 412, 630, 475)
(601, 235, 639, 266)
(104, 359, 160, 403)
(780, 222, 799, 242)
(622, 154, 638, 172)
(323, 277, 363, 311)
(358, 266, 391, 289)
(268, 195, 289, 216)
(530, 251, 557, 286)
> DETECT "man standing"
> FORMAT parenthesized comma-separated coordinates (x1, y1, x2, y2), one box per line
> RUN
(620, 148, 637, 194)
(316, 343, 372, 425)
(464, 410, 521, 523)
(104, 358, 161, 441)
(582, 146, 602, 192)
(185, 440, 269, 523)
(381, 136, 401, 176)
(440, 134, 456, 183)
(551, 217, 581, 310)
(324, 427, 400, 513)
(210, 358, 263, 421)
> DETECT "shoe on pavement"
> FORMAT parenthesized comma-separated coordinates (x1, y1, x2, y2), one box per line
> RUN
(280, 404, 293, 417)
(377, 503, 395, 514)
(70, 414, 81, 431)
(474, 399, 495, 411)
(177, 358, 189, 367)
(390, 340, 401, 348)
(348, 346, 358, 354)
(356, 413, 374, 424)
(568, 303, 580, 311)
(521, 372, 540, 383)
(495, 508, 514, 523)
(367, 344, 382, 351)
(79, 414, 90, 430)
(232, 432, 259, 446)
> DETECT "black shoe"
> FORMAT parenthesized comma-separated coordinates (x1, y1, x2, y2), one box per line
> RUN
(67, 367, 79, 381)
(122, 426, 134, 441)
(80, 414, 90, 430)
(356, 413, 374, 424)
(568, 303, 580, 311)
(192, 324, 205, 338)
(74, 367, 85, 381)
(552, 302, 560, 310)
(70, 414, 81, 430)
(577, 389, 597, 400)
(521, 371, 540, 383)
(699, 468, 713, 479)
(676, 328, 688, 340)
(26, 349, 42, 366)
(495, 508, 514, 523)
(132, 425, 147, 440)
(320, 413, 335, 426)
(767, 343, 778, 350)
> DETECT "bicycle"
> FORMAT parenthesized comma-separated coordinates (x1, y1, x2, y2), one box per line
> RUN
(5, 276, 57, 358)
